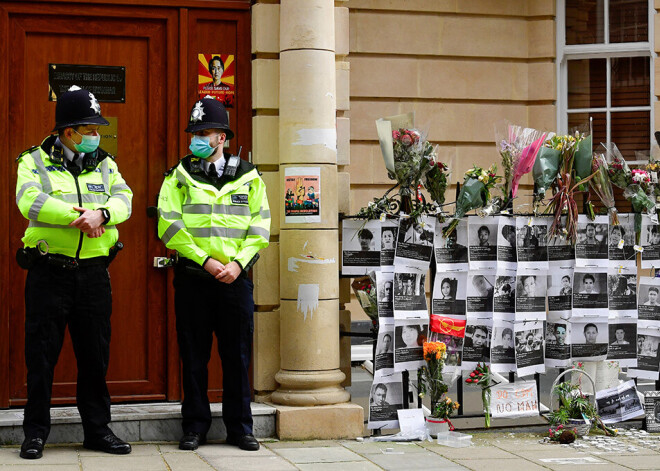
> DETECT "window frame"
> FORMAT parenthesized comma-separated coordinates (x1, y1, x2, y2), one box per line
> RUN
(556, 0, 656, 164)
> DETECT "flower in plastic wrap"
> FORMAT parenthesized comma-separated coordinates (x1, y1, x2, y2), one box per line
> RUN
(589, 154, 618, 226)
(632, 168, 651, 184)
(423, 159, 449, 206)
(602, 143, 632, 189)
(532, 144, 561, 201)
(351, 276, 378, 323)
(390, 128, 436, 191)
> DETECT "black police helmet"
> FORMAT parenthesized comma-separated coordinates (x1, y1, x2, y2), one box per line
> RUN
(53, 86, 110, 131)
(185, 97, 234, 139)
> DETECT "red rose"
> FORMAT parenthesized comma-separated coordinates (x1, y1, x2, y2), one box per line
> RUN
(401, 134, 412, 146)
(392, 130, 401, 140)
(466, 378, 472, 383)
(470, 372, 476, 378)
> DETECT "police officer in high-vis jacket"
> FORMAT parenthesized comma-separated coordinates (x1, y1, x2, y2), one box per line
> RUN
(15, 86, 133, 459)
(157, 97, 270, 452)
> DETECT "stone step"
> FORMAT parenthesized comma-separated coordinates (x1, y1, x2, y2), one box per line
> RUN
(0, 402, 276, 445)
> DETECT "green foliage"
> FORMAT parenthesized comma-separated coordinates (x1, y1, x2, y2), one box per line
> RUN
(549, 381, 598, 426)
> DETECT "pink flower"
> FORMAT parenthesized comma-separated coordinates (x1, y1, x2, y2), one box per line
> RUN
(401, 134, 413, 146)
(392, 130, 401, 140)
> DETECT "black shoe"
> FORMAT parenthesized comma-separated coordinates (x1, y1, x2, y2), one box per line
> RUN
(179, 432, 206, 451)
(83, 433, 131, 455)
(20, 437, 44, 459)
(226, 434, 260, 451)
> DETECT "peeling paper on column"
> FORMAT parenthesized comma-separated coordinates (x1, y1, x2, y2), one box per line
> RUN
(297, 284, 320, 320)
(292, 128, 337, 152)
(288, 255, 335, 272)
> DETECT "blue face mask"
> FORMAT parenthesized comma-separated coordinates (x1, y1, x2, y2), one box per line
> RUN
(73, 129, 101, 153)
(189, 135, 219, 159)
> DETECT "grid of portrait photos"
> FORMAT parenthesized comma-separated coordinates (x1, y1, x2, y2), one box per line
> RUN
(341, 212, 660, 429)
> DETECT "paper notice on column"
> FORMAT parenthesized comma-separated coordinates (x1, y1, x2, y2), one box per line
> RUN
(284, 166, 321, 223)
(514, 320, 545, 376)
(468, 216, 498, 270)
(435, 218, 469, 272)
(368, 372, 403, 430)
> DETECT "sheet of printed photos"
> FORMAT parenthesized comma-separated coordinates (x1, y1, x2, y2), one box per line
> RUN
(341, 213, 660, 423)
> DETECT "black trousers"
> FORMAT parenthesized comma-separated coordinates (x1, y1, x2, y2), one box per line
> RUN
(174, 267, 254, 438)
(23, 262, 112, 441)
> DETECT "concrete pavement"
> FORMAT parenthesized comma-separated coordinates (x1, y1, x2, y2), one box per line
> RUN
(1, 431, 658, 470)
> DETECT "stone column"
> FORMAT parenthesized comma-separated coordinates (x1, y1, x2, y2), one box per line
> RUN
(272, 0, 350, 409)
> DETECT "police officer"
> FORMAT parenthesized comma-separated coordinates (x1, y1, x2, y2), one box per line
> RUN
(157, 97, 270, 451)
(15, 86, 133, 459)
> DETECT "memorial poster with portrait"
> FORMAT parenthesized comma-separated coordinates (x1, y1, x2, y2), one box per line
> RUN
(629, 321, 660, 380)
(644, 392, 660, 433)
(607, 267, 637, 317)
(374, 319, 395, 378)
(376, 270, 394, 319)
(570, 317, 609, 361)
(468, 216, 498, 269)
(490, 315, 516, 373)
(429, 314, 466, 373)
(545, 315, 571, 368)
(548, 216, 575, 266)
(638, 276, 660, 321)
(197, 53, 235, 107)
(393, 318, 428, 372)
(493, 270, 516, 317)
(547, 268, 573, 315)
(606, 318, 637, 367)
(641, 214, 660, 269)
(379, 219, 399, 269)
(575, 215, 609, 267)
(393, 268, 427, 319)
(497, 215, 517, 270)
(466, 271, 495, 314)
(515, 270, 547, 321)
(368, 373, 403, 430)
(516, 217, 549, 269)
(462, 318, 492, 370)
(431, 272, 466, 316)
(434, 218, 468, 272)
(608, 214, 636, 268)
(572, 267, 608, 316)
(394, 215, 434, 268)
(514, 320, 545, 376)
(341, 218, 380, 275)
(284, 167, 321, 223)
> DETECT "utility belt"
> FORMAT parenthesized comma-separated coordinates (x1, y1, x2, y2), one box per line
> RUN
(16, 240, 123, 270)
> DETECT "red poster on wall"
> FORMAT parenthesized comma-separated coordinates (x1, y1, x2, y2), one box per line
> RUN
(197, 53, 235, 108)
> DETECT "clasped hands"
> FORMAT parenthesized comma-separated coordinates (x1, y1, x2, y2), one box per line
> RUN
(204, 259, 241, 284)
(69, 206, 106, 238)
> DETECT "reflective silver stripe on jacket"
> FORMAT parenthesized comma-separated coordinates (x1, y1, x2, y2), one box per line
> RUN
(16, 182, 42, 205)
(187, 227, 248, 239)
(159, 209, 182, 220)
(161, 219, 185, 245)
(252, 208, 271, 219)
(28, 220, 117, 230)
(28, 193, 49, 220)
(31, 151, 53, 194)
(182, 204, 251, 216)
(110, 193, 132, 217)
(247, 226, 270, 239)
(51, 193, 108, 204)
(101, 159, 110, 192)
(111, 183, 130, 193)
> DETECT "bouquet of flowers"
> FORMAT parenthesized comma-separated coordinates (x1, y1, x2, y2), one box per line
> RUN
(548, 425, 577, 444)
(418, 341, 449, 417)
(389, 128, 437, 191)
(423, 159, 449, 207)
(432, 396, 460, 422)
(496, 123, 547, 207)
(532, 138, 561, 207)
(603, 143, 632, 189)
(589, 154, 618, 226)
(465, 362, 494, 428)
(351, 275, 378, 323)
(573, 130, 593, 191)
(443, 165, 501, 237)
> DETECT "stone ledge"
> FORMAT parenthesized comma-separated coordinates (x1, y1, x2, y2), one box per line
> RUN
(269, 402, 364, 440)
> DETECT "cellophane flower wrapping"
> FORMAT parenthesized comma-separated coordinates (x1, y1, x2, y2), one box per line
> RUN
(390, 128, 436, 191)
(496, 123, 547, 203)
(573, 133, 593, 191)
(601, 142, 632, 189)
(589, 154, 618, 226)
(351, 275, 378, 322)
(423, 159, 449, 206)
(533, 145, 561, 200)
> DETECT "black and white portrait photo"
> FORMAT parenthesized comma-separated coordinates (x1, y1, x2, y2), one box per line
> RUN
(575, 215, 608, 267)
(548, 216, 575, 264)
(393, 271, 427, 319)
(497, 216, 517, 269)
(641, 214, 660, 269)
(515, 321, 545, 376)
(393, 320, 428, 372)
(607, 321, 637, 366)
(434, 219, 468, 271)
(468, 217, 498, 269)
(380, 220, 398, 268)
(638, 277, 660, 321)
(545, 321, 571, 367)
(431, 273, 466, 316)
(573, 269, 608, 314)
(644, 392, 660, 433)
(490, 320, 516, 372)
(570, 318, 609, 361)
(368, 377, 403, 429)
(467, 272, 495, 313)
(607, 270, 637, 315)
(376, 271, 394, 319)
(374, 321, 395, 377)
(516, 217, 548, 268)
(395, 215, 434, 266)
(608, 215, 636, 267)
(463, 322, 492, 366)
(341, 219, 381, 275)
(515, 272, 547, 320)
(494, 272, 516, 314)
(630, 323, 660, 380)
(547, 270, 573, 313)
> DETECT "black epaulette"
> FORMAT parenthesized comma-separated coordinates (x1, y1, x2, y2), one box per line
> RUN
(16, 145, 39, 163)
(97, 147, 115, 161)
(164, 163, 179, 177)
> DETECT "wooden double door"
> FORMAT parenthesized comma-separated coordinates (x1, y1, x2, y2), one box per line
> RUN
(0, 1, 252, 407)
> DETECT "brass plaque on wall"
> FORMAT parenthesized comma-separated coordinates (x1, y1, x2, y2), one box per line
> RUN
(100, 118, 118, 156)
(48, 64, 126, 102)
